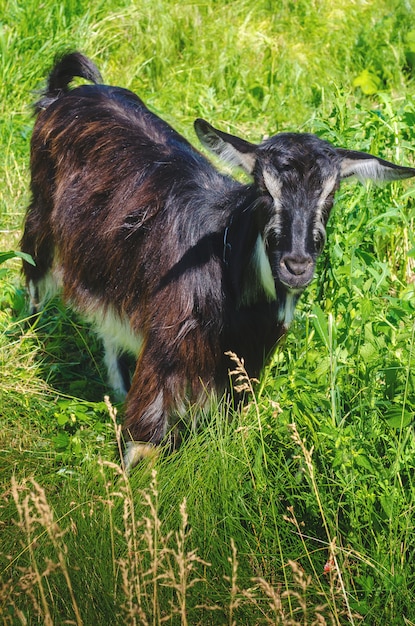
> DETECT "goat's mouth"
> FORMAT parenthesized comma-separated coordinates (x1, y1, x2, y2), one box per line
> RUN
(279, 275, 314, 290)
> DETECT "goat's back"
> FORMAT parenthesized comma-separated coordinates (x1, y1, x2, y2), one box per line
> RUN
(29, 82, 234, 320)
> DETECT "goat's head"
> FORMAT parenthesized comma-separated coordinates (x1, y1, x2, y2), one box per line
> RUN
(195, 119, 415, 293)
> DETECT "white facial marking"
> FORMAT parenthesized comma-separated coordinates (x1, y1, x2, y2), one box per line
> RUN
(263, 170, 282, 205)
(315, 175, 337, 221)
(317, 175, 338, 210)
(313, 174, 337, 241)
(263, 170, 284, 241)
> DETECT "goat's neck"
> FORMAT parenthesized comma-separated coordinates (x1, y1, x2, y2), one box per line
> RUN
(224, 192, 274, 307)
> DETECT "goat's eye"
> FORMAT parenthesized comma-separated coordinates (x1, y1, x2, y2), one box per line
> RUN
(322, 192, 336, 214)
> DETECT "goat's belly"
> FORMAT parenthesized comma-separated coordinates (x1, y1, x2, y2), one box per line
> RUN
(41, 265, 143, 357)
(38, 265, 144, 392)
(79, 297, 144, 398)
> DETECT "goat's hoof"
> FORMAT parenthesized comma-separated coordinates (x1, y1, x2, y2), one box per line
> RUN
(123, 441, 158, 472)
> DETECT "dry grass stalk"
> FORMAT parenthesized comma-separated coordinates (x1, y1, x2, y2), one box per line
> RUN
(240, 557, 341, 625)
(225, 350, 268, 470)
(0, 576, 28, 625)
(159, 497, 211, 626)
(101, 400, 212, 625)
(0, 400, 360, 625)
(225, 350, 259, 396)
(7, 476, 83, 626)
(288, 423, 357, 626)
(224, 537, 241, 626)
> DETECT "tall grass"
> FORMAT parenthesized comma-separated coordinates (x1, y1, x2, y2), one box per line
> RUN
(1, 0, 415, 623)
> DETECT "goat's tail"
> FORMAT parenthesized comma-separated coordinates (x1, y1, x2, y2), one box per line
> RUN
(35, 52, 102, 113)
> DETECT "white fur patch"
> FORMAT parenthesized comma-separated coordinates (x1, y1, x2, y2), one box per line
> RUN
(253, 234, 277, 301)
(28, 270, 62, 312)
(240, 234, 277, 306)
(102, 339, 129, 398)
(141, 390, 164, 428)
(88, 304, 144, 396)
(123, 441, 158, 473)
(29, 267, 144, 398)
(278, 291, 298, 327)
(340, 157, 395, 183)
(90, 305, 143, 356)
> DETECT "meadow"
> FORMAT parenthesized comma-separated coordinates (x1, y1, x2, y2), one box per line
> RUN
(1, 0, 415, 623)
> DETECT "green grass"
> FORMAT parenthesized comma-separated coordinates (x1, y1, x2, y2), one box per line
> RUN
(2, 0, 415, 623)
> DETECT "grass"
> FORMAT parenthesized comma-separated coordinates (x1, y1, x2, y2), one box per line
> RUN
(1, 0, 415, 623)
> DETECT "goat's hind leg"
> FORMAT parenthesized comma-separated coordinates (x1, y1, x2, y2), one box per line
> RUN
(27, 278, 42, 315)
(102, 336, 132, 400)
(25, 271, 60, 315)
(21, 201, 56, 315)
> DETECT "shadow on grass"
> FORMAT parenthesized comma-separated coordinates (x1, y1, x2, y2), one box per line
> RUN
(22, 299, 113, 402)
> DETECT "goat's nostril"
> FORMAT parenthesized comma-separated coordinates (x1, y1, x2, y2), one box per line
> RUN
(282, 255, 311, 276)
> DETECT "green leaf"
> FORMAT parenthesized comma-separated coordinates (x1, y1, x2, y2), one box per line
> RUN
(354, 454, 373, 472)
(385, 407, 413, 429)
(55, 412, 69, 426)
(353, 69, 381, 95)
(0, 250, 35, 266)
(52, 432, 70, 451)
(360, 341, 378, 363)
(311, 304, 329, 348)
(379, 493, 394, 517)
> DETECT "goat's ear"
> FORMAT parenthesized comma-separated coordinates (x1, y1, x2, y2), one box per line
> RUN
(337, 148, 415, 183)
(194, 118, 257, 174)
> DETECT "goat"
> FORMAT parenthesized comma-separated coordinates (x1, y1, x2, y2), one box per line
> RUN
(21, 52, 415, 469)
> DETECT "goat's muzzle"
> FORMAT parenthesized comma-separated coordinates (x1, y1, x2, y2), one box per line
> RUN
(279, 253, 314, 289)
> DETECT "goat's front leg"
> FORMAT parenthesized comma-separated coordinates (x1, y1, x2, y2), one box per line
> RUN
(121, 349, 187, 470)
(122, 333, 217, 471)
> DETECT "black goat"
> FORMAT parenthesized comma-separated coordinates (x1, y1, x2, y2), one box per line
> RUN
(21, 52, 415, 468)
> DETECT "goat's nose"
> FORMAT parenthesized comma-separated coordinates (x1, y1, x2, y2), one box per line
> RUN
(282, 254, 312, 276)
